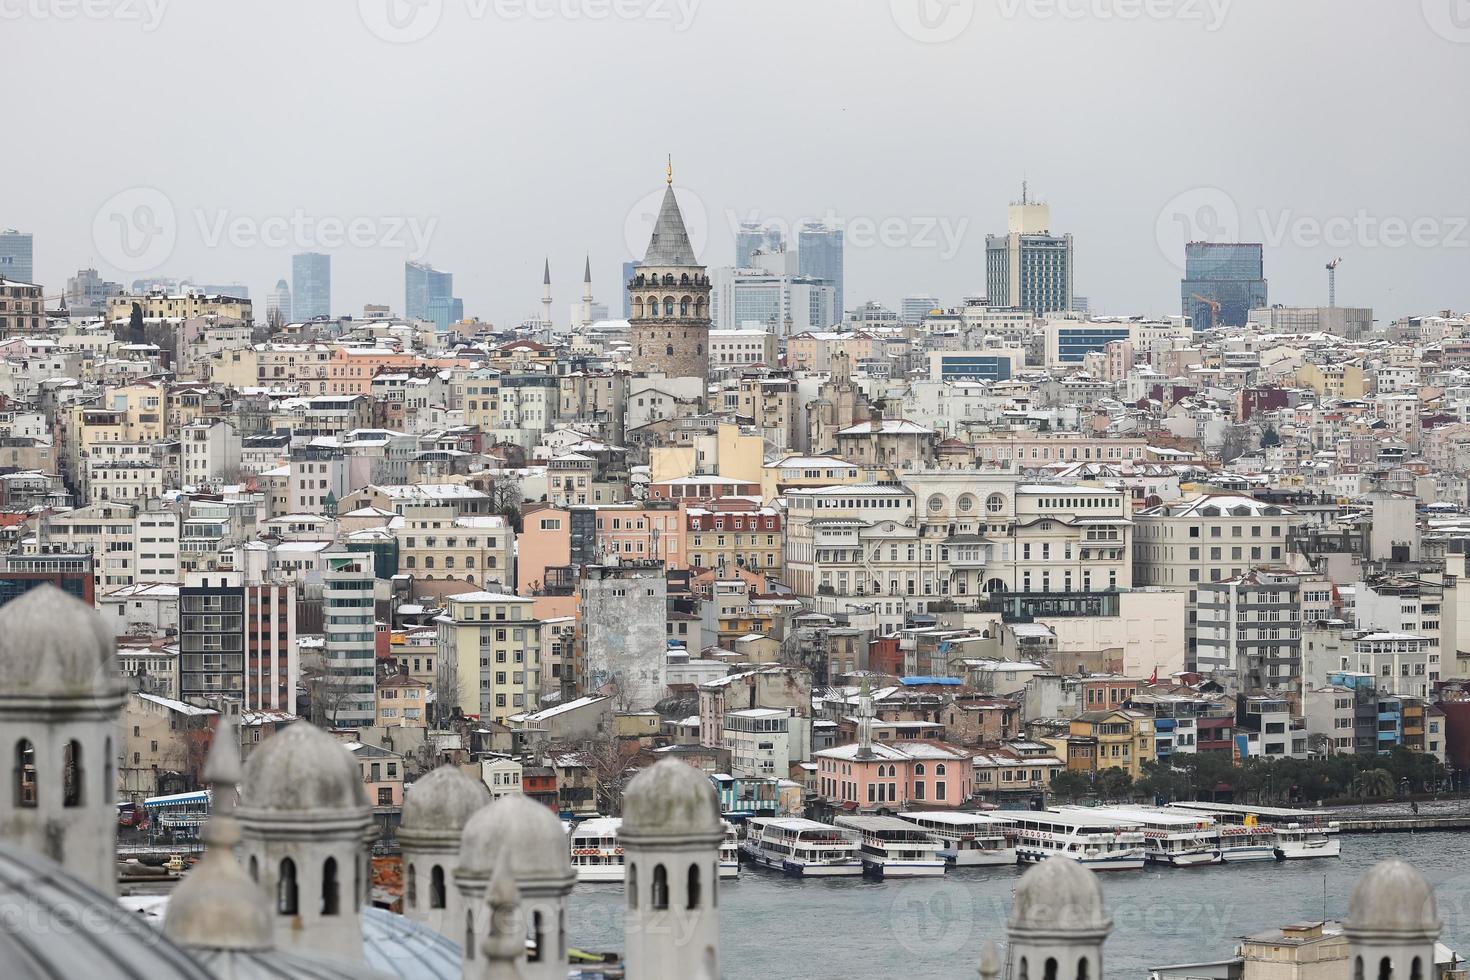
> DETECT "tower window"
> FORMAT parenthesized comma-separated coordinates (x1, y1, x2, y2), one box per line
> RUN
(430, 864, 446, 909)
(652, 863, 669, 910)
(687, 864, 701, 909)
(321, 856, 340, 916)
(14, 739, 34, 808)
(278, 858, 299, 915)
(406, 863, 417, 907)
(627, 862, 638, 910)
(63, 740, 82, 808)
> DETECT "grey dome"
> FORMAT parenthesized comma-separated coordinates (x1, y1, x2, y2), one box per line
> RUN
(164, 841, 273, 952)
(621, 759, 721, 839)
(189, 947, 396, 980)
(401, 766, 489, 835)
(459, 794, 572, 884)
(0, 585, 126, 705)
(1009, 857, 1110, 936)
(1347, 859, 1440, 938)
(363, 907, 464, 979)
(240, 722, 368, 815)
(0, 840, 212, 980)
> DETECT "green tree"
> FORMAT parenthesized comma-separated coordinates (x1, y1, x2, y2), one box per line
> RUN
(1049, 769, 1092, 804)
(1352, 768, 1395, 799)
(1096, 767, 1135, 802)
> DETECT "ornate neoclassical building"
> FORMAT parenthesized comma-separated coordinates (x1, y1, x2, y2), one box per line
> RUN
(628, 164, 711, 385)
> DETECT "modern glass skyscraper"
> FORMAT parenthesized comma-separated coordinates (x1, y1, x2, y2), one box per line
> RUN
(267, 279, 292, 326)
(902, 294, 940, 323)
(291, 252, 331, 321)
(797, 222, 843, 326)
(621, 260, 641, 318)
(1180, 242, 1267, 330)
(405, 260, 454, 322)
(0, 230, 34, 284)
(736, 221, 785, 268)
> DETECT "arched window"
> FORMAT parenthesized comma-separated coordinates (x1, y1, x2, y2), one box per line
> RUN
(666, 345, 674, 357)
(987, 493, 1005, 514)
(249, 855, 259, 881)
(627, 862, 638, 909)
(529, 910, 544, 963)
(1412, 958, 1423, 980)
(651, 864, 669, 910)
(1045, 957, 1058, 980)
(711, 861, 719, 908)
(1379, 958, 1392, 980)
(1020, 957, 1029, 980)
(686, 863, 701, 909)
(278, 858, 299, 915)
(14, 739, 34, 808)
(914, 763, 926, 776)
(1078, 958, 1090, 980)
(63, 740, 82, 808)
(103, 736, 112, 803)
(406, 862, 417, 908)
(680, 297, 690, 316)
(935, 763, 946, 776)
(465, 910, 475, 960)
(321, 857, 340, 916)
(664, 298, 675, 316)
(430, 864, 446, 909)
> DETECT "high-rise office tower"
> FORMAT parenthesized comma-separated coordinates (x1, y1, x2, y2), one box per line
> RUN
(291, 252, 331, 321)
(0, 230, 34, 284)
(984, 189, 1073, 316)
(1180, 242, 1267, 330)
(629, 163, 710, 382)
(64, 268, 122, 316)
(797, 222, 843, 327)
(902, 294, 940, 323)
(267, 278, 292, 326)
(736, 221, 785, 268)
(405, 260, 455, 324)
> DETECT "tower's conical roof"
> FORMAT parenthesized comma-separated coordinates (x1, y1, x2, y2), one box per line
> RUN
(643, 185, 697, 266)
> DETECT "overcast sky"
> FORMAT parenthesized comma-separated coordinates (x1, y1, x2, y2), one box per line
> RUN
(8, 0, 1469, 327)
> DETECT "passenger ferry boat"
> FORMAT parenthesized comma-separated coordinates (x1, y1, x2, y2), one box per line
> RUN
(568, 817, 624, 882)
(897, 811, 1018, 866)
(1164, 804, 1276, 862)
(739, 817, 862, 877)
(1166, 802, 1341, 860)
(833, 815, 947, 878)
(990, 810, 1146, 870)
(1069, 806, 1220, 867)
(719, 821, 740, 879)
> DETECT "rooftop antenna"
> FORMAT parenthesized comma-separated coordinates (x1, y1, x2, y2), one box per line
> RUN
(1021, 179, 1029, 206)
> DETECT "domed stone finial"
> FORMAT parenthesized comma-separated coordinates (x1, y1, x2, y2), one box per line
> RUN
(979, 941, 1001, 980)
(1347, 858, 1440, 939)
(164, 717, 273, 952)
(621, 757, 722, 841)
(472, 848, 527, 980)
(0, 583, 126, 704)
(1009, 856, 1110, 938)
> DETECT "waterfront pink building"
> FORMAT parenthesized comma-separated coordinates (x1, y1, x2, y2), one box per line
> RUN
(815, 740, 973, 812)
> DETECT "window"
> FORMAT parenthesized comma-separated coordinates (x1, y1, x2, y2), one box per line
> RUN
(651, 864, 669, 910)
(278, 858, 299, 915)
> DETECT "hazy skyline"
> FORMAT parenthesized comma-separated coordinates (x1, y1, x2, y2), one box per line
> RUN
(8, 0, 1469, 327)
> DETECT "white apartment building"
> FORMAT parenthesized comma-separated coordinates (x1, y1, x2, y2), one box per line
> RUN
(723, 708, 791, 779)
(1133, 494, 1305, 662)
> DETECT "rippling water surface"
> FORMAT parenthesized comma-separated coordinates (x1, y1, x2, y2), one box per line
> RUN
(567, 831, 1470, 979)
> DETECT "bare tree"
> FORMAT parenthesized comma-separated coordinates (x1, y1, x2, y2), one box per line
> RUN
(574, 731, 633, 817)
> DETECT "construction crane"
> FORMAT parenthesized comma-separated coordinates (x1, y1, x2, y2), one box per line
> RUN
(1326, 257, 1342, 308)
(1190, 292, 1221, 330)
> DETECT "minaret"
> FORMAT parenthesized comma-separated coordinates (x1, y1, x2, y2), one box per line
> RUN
(1006, 858, 1110, 980)
(628, 158, 710, 386)
(581, 254, 593, 328)
(1346, 859, 1440, 980)
(541, 258, 553, 334)
(621, 758, 723, 980)
(397, 765, 489, 940)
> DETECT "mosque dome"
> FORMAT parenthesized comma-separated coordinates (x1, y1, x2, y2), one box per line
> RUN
(459, 793, 572, 885)
(400, 766, 489, 838)
(621, 758, 722, 840)
(1347, 858, 1440, 938)
(1009, 856, 1110, 937)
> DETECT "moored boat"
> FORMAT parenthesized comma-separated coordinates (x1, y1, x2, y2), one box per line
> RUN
(990, 809, 1146, 870)
(834, 815, 947, 878)
(897, 811, 1018, 866)
(739, 817, 862, 877)
(569, 817, 624, 882)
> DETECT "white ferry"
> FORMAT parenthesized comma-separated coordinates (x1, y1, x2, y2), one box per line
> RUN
(719, 821, 740, 879)
(1165, 805, 1276, 862)
(1070, 806, 1221, 867)
(568, 817, 624, 883)
(739, 817, 862, 877)
(897, 811, 1018, 866)
(833, 815, 947, 878)
(1166, 802, 1341, 860)
(990, 810, 1146, 871)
